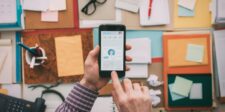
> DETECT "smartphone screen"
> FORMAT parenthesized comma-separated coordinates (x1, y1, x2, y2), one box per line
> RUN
(101, 31, 124, 71)
(99, 25, 125, 77)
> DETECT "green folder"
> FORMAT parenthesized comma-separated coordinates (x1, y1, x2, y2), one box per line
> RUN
(168, 74, 212, 107)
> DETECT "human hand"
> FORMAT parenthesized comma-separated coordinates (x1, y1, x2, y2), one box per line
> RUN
(80, 45, 132, 91)
(111, 71, 152, 112)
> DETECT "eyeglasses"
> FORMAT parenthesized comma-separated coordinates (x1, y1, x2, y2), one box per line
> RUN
(81, 0, 107, 15)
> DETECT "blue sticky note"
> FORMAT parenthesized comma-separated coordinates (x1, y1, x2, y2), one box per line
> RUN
(93, 28, 163, 58)
(178, 6, 194, 17)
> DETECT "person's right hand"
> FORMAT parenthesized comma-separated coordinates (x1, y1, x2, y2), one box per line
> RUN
(111, 71, 152, 112)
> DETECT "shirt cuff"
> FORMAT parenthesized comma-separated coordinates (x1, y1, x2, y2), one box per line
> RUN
(65, 83, 98, 112)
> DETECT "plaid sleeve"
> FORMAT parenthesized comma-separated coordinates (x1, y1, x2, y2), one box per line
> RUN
(55, 83, 98, 112)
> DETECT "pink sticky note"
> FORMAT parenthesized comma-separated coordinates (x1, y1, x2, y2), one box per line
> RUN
(41, 11, 58, 22)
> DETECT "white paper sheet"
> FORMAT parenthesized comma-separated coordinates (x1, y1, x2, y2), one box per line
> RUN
(0, 0, 17, 24)
(189, 83, 203, 99)
(1, 84, 22, 98)
(115, 0, 140, 13)
(49, 0, 66, 11)
(139, 0, 170, 26)
(23, 0, 49, 11)
(41, 11, 59, 22)
(178, 0, 197, 11)
(79, 9, 122, 28)
(125, 64, 148, 78)
(0, 39, 13, 84)
(214, 30, 225, 97)
(91, 97, 118, 112)
(127, 38, 151, 63)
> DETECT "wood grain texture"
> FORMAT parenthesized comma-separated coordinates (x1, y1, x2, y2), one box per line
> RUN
(22, 29, 93, 84)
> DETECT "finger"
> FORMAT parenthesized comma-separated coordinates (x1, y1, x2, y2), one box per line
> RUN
(126, 65, 130, 71)
(89, 45, 100, 59)
(126, 44, 132, 50)
(123, 79, 133, 93)
(112, 91, 120, 111)
(126, 56, 132, 62)
(133, 83, 141, 91)
(111, 71, 125, 96)
(141, 86, 150, 96)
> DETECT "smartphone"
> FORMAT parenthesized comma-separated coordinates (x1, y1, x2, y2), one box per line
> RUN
(99, 24, 126, 78)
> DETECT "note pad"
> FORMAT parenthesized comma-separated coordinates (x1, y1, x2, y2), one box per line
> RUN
(186, 44, 204, 63)
(0, 0, 17, 24)
(55, 35, 84, 77)
(168, 37, 208, 67)
(178, 0, 197, 11)
(178, 6, 194, 17)
(172, 76, 193, 97)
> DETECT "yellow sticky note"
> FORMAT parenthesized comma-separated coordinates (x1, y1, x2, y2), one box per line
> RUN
(0, 89, 8, 95)
(173, 0, 211, 28)
(55, 35, 84, 77)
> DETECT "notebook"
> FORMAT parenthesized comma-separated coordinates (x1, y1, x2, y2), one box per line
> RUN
(139, 0, 170, 26)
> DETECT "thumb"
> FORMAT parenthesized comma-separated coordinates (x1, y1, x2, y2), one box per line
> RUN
(88, 45, 100, 59)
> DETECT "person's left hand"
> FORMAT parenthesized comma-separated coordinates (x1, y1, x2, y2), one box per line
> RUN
(80, 45, 132, 91)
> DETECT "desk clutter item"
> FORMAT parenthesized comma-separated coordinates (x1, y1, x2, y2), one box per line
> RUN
(22, 29, 93, 84)
(163, 31, 212, 110)
(115, 0, 140, 13)
(0, 0, 24, 30)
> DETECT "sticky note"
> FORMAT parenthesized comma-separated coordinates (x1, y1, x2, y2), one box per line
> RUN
(172, 76, 193, 97)
(55, 35, 84, 77)
(186, 44, 204, 63)
(0, 89, 8, 95)
(41, 11, 58, 22)
(178, 0, 197, 11)
(169, 84, 186, 101)
(178, 6, 194, 17)
(189, 83, 203, 99)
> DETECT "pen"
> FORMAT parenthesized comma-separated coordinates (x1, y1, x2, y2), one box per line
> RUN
(148, 0, 153, 18)
(17, 42, 39, 56)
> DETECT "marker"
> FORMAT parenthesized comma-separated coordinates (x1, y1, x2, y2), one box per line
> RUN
(17, 42, 39, 56)
(148, 0, 153, 18)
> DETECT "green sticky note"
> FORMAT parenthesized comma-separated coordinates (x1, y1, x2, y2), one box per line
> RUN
(172, 76, 193, 97)
(186, 44, 204, 62)
(169, 84, 186, 101)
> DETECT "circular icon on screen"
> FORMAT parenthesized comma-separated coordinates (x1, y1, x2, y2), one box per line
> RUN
(108, 49, 115, 56)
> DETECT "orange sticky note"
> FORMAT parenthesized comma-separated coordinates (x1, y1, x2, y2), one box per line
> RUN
(55, 35, 84, 77)
(168, 37, 208, 67)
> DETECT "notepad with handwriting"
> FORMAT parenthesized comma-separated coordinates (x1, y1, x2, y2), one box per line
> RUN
(0, 0, 17, 24)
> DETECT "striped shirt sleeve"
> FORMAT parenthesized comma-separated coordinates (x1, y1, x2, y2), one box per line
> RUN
(55, 83, 98, 112)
